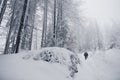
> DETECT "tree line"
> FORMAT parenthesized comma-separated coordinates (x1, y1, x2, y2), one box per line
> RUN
(0, 0, 81, 54)
(1, 0, 117, 54)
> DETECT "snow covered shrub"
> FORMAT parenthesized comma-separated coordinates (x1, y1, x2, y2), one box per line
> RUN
(38, 50, 59, 63)
(37, 47, 80, 78)
(23, 47, 80, 78)
(69, 55, 79, 78)
(32, 47, 80, 65)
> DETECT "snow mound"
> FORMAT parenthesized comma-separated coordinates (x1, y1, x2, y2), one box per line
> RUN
(22, 47, 80, 78)
(0, 48, 120, 80)
(0, 47, 80, 80)
(0, 54, 69, 80)
(23, 47, 80, 66)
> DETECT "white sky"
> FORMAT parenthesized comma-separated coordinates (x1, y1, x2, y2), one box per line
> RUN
(82, 0, 120, 26)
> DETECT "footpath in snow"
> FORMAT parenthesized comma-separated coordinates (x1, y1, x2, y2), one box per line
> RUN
(76, 49, 120, 80)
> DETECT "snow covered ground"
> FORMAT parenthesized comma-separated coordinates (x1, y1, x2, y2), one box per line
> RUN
(0, 51, 69, 80)
(0, 48, 120, 80)
(76, 49, 120, 80)
(0, 54, 69, 80)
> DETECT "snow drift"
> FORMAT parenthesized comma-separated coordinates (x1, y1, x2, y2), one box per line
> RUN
(0, 47, 80, 80)
(23, 47, 80, 65)
(0, 48, 120, 80)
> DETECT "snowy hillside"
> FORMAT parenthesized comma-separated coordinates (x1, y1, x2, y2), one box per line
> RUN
(0, 47, 79, 80)
(0, 48, 120, 80)
(0, 55, 69, 80)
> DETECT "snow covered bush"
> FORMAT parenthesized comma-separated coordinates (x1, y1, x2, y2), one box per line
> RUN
(23, 47, 80, 78)
(33, 49, 58, 63)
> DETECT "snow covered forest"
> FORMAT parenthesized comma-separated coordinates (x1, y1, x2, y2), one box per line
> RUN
(0, 0, 120, 80)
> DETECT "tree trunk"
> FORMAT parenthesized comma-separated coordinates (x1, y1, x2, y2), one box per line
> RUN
(53, 0, 57, 46)
(21, 0, 37, 50)
(4, 0, 28, 54)
(0, 0, 2, 5)
(4, 0, 17, 54)
(15, 0, 28, 53)
(56, 0, 63, 46)
(0, 0, 8, 25)
(41, 0, 48, 47)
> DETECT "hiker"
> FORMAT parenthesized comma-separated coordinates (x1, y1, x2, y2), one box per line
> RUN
(84, 52, 88, 60)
